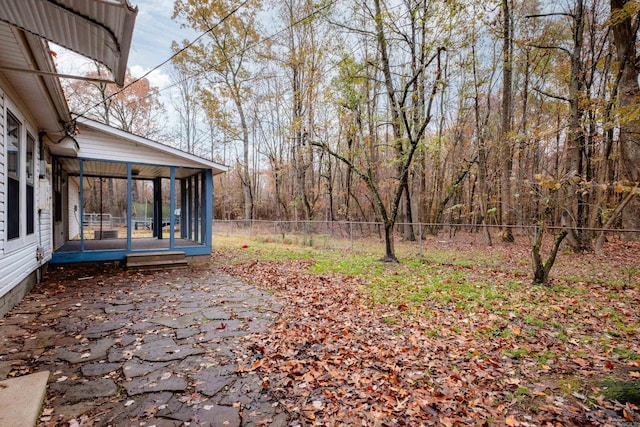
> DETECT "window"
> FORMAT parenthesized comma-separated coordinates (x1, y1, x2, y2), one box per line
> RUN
(27, 133, 35, 235)
(5, 111, 36, 243)
(7, 112, 20, 240)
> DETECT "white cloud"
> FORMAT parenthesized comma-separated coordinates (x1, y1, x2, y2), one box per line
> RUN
(127, 0, 198, 72)
(129, 65, 171, 90)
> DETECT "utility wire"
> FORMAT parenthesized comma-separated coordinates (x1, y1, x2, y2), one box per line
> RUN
(74, 0, 251, 120)
(73, 0, 337, 121)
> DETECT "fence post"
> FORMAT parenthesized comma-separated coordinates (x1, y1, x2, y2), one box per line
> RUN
(419, 223, 423, 257)
(350, 221, 354, 252)
(273, 221, 277, 241)
(250, 219, 253, 239)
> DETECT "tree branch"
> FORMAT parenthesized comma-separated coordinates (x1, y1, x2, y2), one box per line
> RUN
(527, 44, 572, 56)
(532, 86, 570, 102)
(526, 13, 574, 19)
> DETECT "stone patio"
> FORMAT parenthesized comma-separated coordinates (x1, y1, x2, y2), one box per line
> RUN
(0, 264, 288, 426)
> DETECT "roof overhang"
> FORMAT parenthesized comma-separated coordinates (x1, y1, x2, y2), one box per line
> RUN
(72, 117, 229, 177)
(0, 0, 137, 86)
(0, 23, 73, 135)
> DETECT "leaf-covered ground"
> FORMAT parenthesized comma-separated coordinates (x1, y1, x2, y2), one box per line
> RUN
(214, 236, 640, 426)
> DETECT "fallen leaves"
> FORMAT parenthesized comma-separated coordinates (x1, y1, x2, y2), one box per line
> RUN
(505, 414, 519, 426)
(219, 251, 640, 426)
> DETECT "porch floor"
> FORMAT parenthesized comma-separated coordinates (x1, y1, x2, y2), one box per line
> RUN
(55, 237, 203, 253)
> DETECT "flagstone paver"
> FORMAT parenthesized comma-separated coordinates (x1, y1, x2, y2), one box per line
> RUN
(80, 362, 121, 377)
(0, 264, 287, 426)
(63, 378, 119, 403)
(123, 370, 189, 395)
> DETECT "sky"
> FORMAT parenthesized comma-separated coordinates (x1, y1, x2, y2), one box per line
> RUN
(55, 0, 199, 105)
(54, 0, 280, 137)
(126, 0, 199, 89)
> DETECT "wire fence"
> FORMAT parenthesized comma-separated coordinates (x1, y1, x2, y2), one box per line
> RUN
(212, 219, 640, 256)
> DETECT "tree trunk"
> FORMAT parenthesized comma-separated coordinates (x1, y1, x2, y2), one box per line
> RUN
(345, 134, 354, 219)
(131, 180, 140, 204)
(595, 190, 637, 254)
(610, 0, 640, 240)
(532, 223, 568, 285)
(565, 0, 590, 251)
(500, 0, 514, 243)
(382, 222, 398, 263)
(107, 178, 115, 216)
(235, 97, 254, 221)
(294, 136, 312, 220)
(403, 181, 416, 241)
(472, 39, 493, 247)
(477, 150, 493, 247)
(518, 48, 531, 228)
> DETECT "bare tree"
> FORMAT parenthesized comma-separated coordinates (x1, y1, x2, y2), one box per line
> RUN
(172, 0, 262, 221)
(169, 66, 204, 155)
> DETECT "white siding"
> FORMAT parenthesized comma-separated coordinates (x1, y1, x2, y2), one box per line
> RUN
(76, 128, 208, 169)
(38, 148, 53, 262)
(0, 87, 5, 251)
(39, 210, 52, 261)
(0, 241, 40, 298)
(0, 85, 48, 300)
(68, 177, 80, 240)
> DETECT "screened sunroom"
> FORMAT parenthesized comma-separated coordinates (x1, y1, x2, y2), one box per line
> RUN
(49, 118, 227, 264)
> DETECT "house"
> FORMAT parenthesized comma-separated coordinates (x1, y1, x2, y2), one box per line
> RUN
(0, 1, 227, 317)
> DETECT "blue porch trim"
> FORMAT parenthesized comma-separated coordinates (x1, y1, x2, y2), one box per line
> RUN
(127, 163, 132, 251)
(194, 174, 200, 240)
(51, 245, 211, 264)
(187, 177, 193, 240)
(170, 166, 176, 250)
(201, 172, 207, 243)
(180, 178, 187, 239)
(153, 177, 162, 239)
(204, 169, 213, 247)
(79, 160, 85, 252)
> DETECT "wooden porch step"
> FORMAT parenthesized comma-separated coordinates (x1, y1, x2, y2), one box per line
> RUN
(126, 251, 188, 269)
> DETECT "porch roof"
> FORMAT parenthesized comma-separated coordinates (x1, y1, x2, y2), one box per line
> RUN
(0, 0, 137, 86)
(57, 118, 229, 179)
(59, 159, 208, 181)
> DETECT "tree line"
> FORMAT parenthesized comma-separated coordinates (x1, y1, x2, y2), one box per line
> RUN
(65, 0, 640, 263)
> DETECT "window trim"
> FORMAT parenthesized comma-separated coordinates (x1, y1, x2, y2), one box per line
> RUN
(26, 132, 35, 236)
(6, 111, 21, 241)
(4, 104, 38, 252)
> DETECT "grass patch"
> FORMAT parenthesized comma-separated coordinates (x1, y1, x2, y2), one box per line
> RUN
(601, 379, 640, 405)
(523, 315, 545, 327)
(213, 234, 640, 394)
(612, 348, 640, 360)
(503, 348, 529, 359)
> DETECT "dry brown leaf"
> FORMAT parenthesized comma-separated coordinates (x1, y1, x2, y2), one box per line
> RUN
(505, 414, 519, 426)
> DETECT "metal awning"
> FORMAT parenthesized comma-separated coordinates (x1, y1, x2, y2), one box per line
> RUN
(0, 0, 137, 86)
